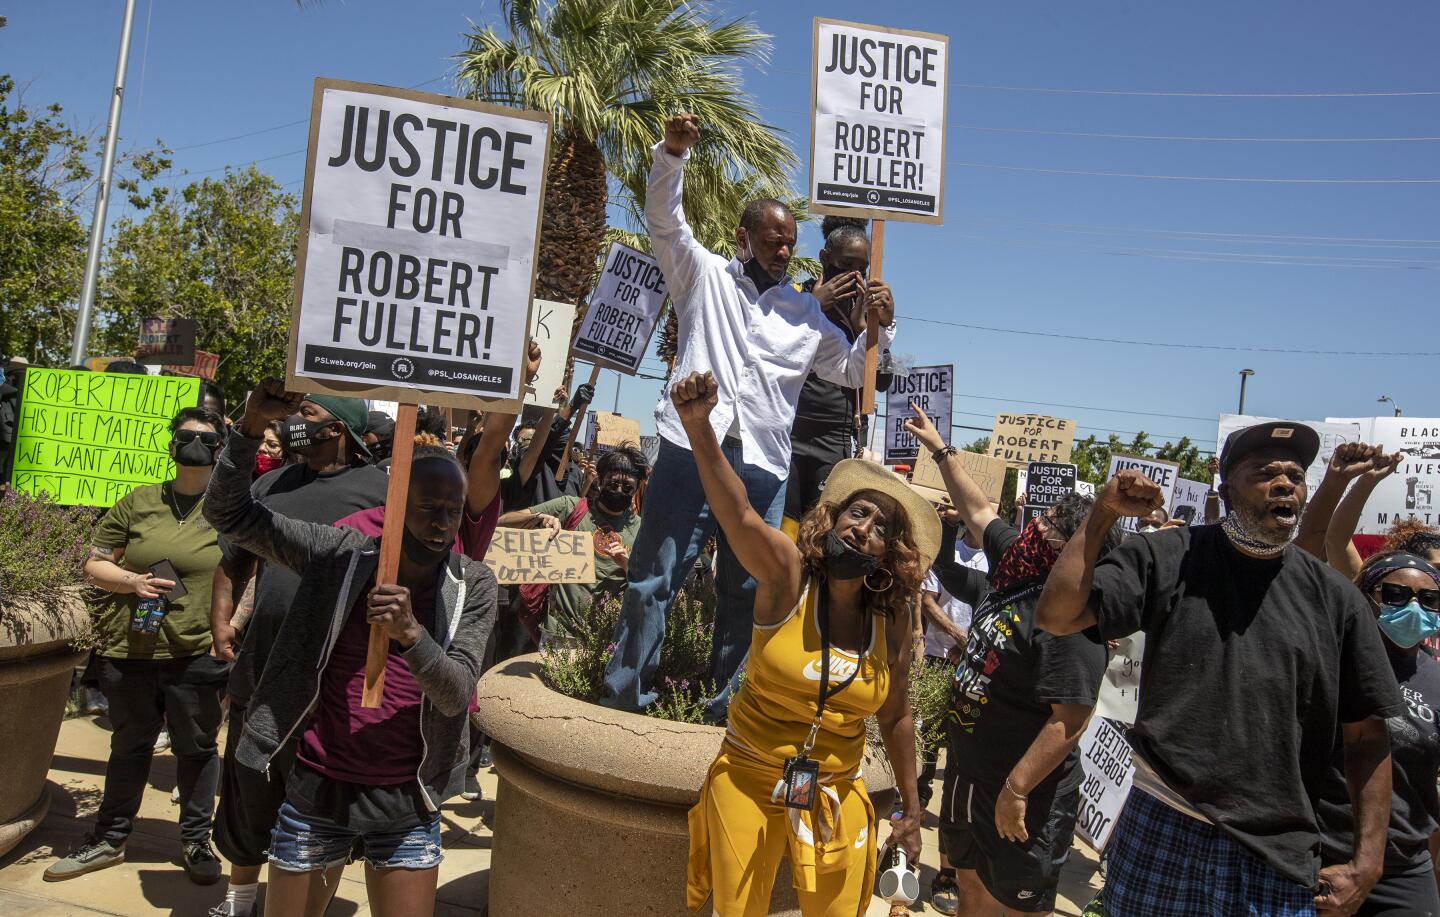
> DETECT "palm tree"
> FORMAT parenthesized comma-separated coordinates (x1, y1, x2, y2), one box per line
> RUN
(458, 0, 800, 364)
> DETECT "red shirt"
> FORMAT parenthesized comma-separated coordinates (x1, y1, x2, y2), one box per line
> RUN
(296, 580, 436, 784)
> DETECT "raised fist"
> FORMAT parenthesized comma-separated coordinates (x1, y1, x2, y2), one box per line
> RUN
(663, 113, 700, 157)
(1098, 470, 1167, 519)
(671, 371, 719, 426)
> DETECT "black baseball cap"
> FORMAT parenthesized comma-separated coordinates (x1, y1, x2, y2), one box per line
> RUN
(1218, 421, 1321, 480)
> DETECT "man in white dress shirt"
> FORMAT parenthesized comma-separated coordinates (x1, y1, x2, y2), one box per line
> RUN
(601, 113, 896, 717)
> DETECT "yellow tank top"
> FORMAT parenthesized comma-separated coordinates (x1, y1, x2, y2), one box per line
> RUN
(725, 579, 889, 775)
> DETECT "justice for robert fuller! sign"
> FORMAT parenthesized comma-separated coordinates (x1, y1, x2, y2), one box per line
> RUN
(289, 79, 551, 409)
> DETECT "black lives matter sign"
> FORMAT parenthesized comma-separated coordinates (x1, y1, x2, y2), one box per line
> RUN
(571, 242, 667, 375)
(289, 80, 549, 408)
(810, 18, 948, 223)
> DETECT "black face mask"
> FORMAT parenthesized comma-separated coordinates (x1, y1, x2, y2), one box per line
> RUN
(174, 438, 217, 467)
(369, 440, 392, 462)
(596, 488, 632, 514)
(823, 530, 879, 580)
(284, 414, 331, 452)
(743, 255, 780, 294)
(401, 526, 450, 567)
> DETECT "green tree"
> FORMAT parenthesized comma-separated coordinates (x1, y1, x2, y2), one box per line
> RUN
(1070, 433, 1211, 489)
(458, 0, 799, 353)
(97, 166, 298, 400)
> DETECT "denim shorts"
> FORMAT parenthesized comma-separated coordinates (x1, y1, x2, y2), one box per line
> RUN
(268, 799, 443, 872)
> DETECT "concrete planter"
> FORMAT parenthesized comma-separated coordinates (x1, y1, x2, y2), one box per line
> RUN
(0, 587, 90, 859)
(473, 654, 895, 916)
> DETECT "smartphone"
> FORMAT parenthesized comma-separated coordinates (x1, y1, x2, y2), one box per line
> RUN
(149, 560, 187, 600)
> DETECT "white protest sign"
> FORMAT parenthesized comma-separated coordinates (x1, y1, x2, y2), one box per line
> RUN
(884, 364, 952, 464)
(809, 18, 948, 223)
(1217, 415, 1362, 494)
(1170, 478, 1210, 526)
(571, 242, 667, 374)
(1076, 717, 1136, 852)
(289, 80, 550, 410)
(1107, 454, 1180, 533)
(1095, 632, 1143, 726)
(525, 299, 578, 407)
(1326, 417, 1440, 534)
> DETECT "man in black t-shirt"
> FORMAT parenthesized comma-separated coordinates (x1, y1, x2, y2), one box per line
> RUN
(1036, 421, 1404, 917)
(206, 393, 387, 917)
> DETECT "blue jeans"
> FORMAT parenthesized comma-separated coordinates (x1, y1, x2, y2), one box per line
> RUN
(601, 437, 785, 716)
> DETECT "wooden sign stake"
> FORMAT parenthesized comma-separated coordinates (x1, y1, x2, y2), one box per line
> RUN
(860, 219, 886, 415)
(362, 401, 418, 709)
(556, 363, 601, 480)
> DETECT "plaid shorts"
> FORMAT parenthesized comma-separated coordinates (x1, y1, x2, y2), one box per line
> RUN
(1103, 790, 1316, 917)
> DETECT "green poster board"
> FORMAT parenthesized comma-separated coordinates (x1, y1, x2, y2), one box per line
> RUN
(11, 369, 202, 506)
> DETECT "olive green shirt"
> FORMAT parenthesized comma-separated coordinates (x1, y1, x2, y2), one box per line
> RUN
(531, 496, 640, 641)
(92, 482, 220, 660)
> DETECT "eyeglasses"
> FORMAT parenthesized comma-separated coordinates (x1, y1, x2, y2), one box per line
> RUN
(1035, 513, 1068, 550)
(173, 429, 224, 447)
(1378, 582, 1440, 613)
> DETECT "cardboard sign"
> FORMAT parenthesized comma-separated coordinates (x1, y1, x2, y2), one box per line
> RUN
(988, 413, 1076, 467)
(1169, 477, 1210, 526)
(1325, 417, 1440, 534)
(524, 299, 579, 407)
(1022, 462, 1077, 526)
(288, 79, 551, 410)
(809, 18, 949, 223)
(483, 527, 596, 586)
(910, 446, 1005, 506)
(1218, 414, 1362, 494)
(11, 368, 201, 506)
(1107, 454, 1180, 533)
(571, 242, 667, 374)
(1076, 716, 1136, 852)
(136, 317, 197, 365)
(585, 411, 641, 453)
(163, 349, 220, 381)
(884, 364, 952, 464)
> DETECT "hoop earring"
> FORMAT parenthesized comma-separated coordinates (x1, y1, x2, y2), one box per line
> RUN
(863, 568, 893, 593)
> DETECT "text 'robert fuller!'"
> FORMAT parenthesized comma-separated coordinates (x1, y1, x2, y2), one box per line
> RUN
(822, 33, 937, 191)
(324, 105, 530, 362)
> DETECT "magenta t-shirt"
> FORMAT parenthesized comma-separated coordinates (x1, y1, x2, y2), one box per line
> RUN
(296, 580, 436, 784)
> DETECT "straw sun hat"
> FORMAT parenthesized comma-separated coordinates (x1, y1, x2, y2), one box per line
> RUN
(819, 459, 943, 571)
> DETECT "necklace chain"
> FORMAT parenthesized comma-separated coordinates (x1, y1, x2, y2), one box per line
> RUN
(167, 483, 199, 526)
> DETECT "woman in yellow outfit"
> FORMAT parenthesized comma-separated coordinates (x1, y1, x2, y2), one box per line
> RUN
(671, 371, 941, 917)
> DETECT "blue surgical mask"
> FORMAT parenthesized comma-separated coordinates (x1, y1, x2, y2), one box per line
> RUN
(1377, 600, 1440, 649)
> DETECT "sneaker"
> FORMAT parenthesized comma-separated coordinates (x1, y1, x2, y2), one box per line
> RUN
(183, 840, 223, 885)
(170, 786, 180, 804)
(208, 901, 259, 917)
(477, 744, 492, 768)
(43, 836, 125, 881)
(83, 688, 109, 717)
(153, 729, 171, 753)
(930, 872, 960, 916)
(462, 773, 483, 801)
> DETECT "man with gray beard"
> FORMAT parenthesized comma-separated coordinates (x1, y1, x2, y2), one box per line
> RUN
(1035, 421, 1403, 917)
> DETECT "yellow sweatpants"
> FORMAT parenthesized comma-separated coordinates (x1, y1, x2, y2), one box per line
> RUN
(687, 749, 877, 917)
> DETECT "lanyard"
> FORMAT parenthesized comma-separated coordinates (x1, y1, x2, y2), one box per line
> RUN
(803, 587, 867, 755)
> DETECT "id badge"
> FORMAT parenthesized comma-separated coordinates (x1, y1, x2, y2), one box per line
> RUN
(782, 755, 820, 810)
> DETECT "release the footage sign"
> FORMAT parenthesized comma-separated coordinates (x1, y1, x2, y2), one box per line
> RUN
(290, 80, 550, 408)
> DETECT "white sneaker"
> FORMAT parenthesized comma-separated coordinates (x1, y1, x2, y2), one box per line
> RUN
(153, 730, 171, 753)
(170, 786, 180, 804)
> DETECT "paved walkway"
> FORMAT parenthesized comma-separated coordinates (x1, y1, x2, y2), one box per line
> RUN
(0, 715, 1101, 915)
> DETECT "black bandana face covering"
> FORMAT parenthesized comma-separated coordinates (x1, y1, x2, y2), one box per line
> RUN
(823, 530, 879, 580)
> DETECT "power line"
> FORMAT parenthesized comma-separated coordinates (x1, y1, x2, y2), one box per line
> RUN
(970, 216, 1440, 249)
(951, 123, 1440, 143)
(898, 314, 1439, 357)
(950, 392, 1214, 422)
(948, 160, 1440, 184)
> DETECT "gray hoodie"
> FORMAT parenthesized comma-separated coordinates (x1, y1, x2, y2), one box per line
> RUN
(203, 431, 497, 810)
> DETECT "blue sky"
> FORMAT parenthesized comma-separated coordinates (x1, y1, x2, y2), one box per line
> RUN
(6, 1, 1437, 452)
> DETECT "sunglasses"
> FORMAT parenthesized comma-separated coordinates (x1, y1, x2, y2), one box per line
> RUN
(173, 429, 224, 447)
(1378, 582, 1440, 613)
(604, 481, 636, 496)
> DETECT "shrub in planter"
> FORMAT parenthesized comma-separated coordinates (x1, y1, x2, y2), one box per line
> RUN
(0, 488, 98, 857)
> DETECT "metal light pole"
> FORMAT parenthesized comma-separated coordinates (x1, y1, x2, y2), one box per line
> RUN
(613, 372, 622, 413)
(69, 0, 138, 367)
(1237, 369, 1255, 414)
(1378, 395, 1401, 417)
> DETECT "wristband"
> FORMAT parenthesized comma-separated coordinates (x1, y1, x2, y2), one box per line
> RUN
(1003, 777, 1028, 800)
(931, 445, 958, 463)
